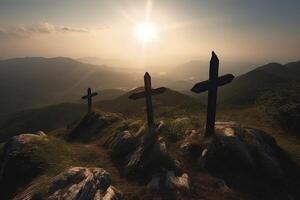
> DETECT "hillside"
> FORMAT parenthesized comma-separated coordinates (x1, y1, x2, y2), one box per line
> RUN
(219, 61, 300, 105)
(1, 108, 300, 200)
(93, 89, 126, 101)
(0, 103, 85, 142)
(0, 57, 135, 114)
(0, 88, 201, 143)
(96, 87, 202, 116)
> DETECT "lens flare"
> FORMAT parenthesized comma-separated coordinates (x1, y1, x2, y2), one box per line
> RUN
(135, 22, 158, 43)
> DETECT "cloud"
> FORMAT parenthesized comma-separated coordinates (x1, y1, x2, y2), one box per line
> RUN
(59, 26, 88, 33)
(0, 22, 89, 39)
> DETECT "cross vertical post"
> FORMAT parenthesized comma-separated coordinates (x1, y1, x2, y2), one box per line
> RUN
(191, 52, 235, 137)
(128, 72, 166, 135)
(87, 88, 92, 113)
(82, 88, 98, 113)
(144, 72, 155, 132)
(206, 52, 219, 136)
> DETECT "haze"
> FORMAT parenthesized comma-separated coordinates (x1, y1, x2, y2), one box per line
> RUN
(0, 0, 299, 69)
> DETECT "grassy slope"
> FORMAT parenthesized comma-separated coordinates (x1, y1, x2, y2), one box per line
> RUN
(14, 113, 241, 200)
(3, 104, 300, 199)
(0, 103, 86, 143)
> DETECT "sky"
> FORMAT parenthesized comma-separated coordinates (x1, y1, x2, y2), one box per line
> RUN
(0, 0, 299, 67)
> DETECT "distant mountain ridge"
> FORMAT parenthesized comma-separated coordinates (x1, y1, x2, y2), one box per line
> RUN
(0, 57, 136, 114)
(254, 61, 300, 80)
(219, 61, 300, 105)
(0, 56, 299, 114)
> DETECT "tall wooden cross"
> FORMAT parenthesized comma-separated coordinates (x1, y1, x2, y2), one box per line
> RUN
(82, 88, 98, 113)
(129, 72, 166, 133)
(191, 51, 234, 137)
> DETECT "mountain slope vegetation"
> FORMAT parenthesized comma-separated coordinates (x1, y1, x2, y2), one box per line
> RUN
(0, 103, 85, 142)
(0, 57, 135, 114)
(219, 61, 300, 105)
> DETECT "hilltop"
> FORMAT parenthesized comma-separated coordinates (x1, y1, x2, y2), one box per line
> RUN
(1, 110, 300, 200)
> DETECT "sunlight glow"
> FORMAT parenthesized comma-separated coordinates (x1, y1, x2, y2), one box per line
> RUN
(135, 22, 158, 44)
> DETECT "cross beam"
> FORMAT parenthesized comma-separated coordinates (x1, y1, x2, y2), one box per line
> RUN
(129, 72, 166, 132)
(191, 52, 234, 137)
(82, 88, 98, 113)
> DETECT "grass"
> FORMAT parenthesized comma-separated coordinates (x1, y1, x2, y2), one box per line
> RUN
(4, 135, 113, 199)
(3, 104, 300, 199)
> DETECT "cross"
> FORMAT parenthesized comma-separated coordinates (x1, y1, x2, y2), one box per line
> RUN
(129, 72, 166, 133)
(191, 51, 235, 137)
(82, 88, 98, 113)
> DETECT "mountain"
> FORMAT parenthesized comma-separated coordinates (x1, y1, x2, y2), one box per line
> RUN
(96, 87, 201, 115)
(256, 61, 300, 79)
(219, 61, 300, 105)
(0, 57, 136, 114)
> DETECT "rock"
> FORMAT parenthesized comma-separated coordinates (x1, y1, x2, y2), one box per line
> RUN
(180, 131, 203, 157)
(165, 171, 189, 191)
(69, 112, 122, 140)
(104, 121, 189, 195)
(181, 121, 299, 199)
(147, 170, 189, 192)
(13, 167, 123, 200)
(104, 126, 145, 159)
(0, 133, 49, 199)
(124, 136, 166, 178)
(106, 121, 187, 180)
(36, 130, 47, 136)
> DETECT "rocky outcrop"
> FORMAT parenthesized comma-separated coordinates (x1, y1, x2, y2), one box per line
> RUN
(147, 170, 189, 192)
(104, 122, 190, 194)
(69, 112, 122, 141)
(0, 132, 49, 199)
(180, 121, 300, 200)
(13, 167, 123, 200)
(104, 125, 145, 159)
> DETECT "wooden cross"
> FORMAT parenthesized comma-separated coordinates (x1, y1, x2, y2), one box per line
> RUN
(82, 88, 98, 113)
(191, 51, 234, 137)
(129, 72, 166, 132)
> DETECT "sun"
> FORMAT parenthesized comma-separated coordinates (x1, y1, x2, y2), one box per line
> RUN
(135, 22, 159, 44)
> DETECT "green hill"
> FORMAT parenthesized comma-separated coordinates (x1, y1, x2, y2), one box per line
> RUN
(0, 88, 202, 143)
(219, 61, 300, 105)
(0, 57, 135, 114)
(0, 103, 85, 142)
(96, 87, 202, 116)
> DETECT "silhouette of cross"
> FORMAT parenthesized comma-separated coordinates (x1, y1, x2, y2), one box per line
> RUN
(129, 72, 166, 132)
(191, 51, 234, 137)
(82, 88, 98, 113)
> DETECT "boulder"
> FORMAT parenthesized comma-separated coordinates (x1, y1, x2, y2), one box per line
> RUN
(180, 130, 205, 158)
(104, 126, 145, 159)
(181, 121, 299, 199)
(104, 121, 189, 195)
(147, 170, 189, 192)
(13, 167, 123, 200)
(0, 133, 49, 199)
